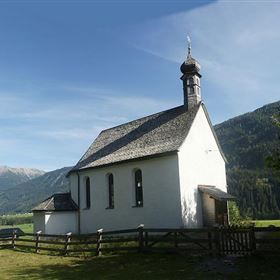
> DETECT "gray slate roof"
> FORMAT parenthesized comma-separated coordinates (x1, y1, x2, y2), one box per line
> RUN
(198, 185, 235, 201)
(32, 193, 79, 212)
(69, 103, 201, 173)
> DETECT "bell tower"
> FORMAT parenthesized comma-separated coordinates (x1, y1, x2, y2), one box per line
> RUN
(180, 36, 201, 110)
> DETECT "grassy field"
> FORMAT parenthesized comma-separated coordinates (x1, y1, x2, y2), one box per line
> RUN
(253, 220, 280, 227)
(0, 219, 279, 279)
(0, 249, 279, 280)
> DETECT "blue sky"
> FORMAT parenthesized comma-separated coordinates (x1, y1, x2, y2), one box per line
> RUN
(0, 0, 279, 171)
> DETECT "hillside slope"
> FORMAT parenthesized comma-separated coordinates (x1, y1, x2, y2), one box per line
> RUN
(0, 167, 71, 214)
(215, 100, 280, 219)
(0, 166, 45, 190)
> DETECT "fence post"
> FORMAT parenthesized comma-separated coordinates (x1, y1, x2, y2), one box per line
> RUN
(145, 231, 149, 247)
(174, 232, 178, 249)
(208, 230, 213, 256)
(214, 227, 221, 256)
(249, 226, 256, 253)
(35, 230, 42, 253)
(96, 229, 103, 256)
(12, 230, 17, 249)
(64, 232, 72, 256)
(138, 224, 144, 253)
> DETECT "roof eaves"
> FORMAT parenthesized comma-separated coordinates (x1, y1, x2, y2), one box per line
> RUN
(67, 150, 179, 175)
(32, 193, 79, 212)
(44, 196, 54, 210)
(198, 185, 235, 201)
(33, 209, 78, 212)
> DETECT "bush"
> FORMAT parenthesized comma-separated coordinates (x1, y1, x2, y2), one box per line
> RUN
(228, 201, 252, 227)
(0, 213, 33, 226)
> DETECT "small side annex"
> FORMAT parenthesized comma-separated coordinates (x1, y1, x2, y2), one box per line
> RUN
(198, 185, 235, 226)
(32, 193, 78, 234)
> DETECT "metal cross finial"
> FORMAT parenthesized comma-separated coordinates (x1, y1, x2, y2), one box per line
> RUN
(187, 35, 191, 57)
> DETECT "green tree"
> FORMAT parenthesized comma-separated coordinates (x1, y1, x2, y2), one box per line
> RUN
(228, 201, 251, 226)
(266, 114, 280, 175)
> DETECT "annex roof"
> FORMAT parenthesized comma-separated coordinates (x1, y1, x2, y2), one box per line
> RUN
(32, 193, 79, 212)
(198, 185, 235, 201)
(69, 103, 201, 174)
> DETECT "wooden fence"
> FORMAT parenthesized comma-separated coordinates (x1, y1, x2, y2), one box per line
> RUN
(1, 226, 280, 256)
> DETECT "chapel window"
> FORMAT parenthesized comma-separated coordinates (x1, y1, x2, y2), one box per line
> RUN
(135, 169, 143, 207)
(108, 173, 114, 208)
(85, 177, 91, 209)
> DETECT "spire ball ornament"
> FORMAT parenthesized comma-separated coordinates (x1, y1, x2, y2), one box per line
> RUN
(180, 35, 202, 109)
(180, 35, 201, 74)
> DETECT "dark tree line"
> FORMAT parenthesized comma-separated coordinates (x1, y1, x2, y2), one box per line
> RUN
(227, 169, 280, 219)
(215, 101, 280, 219)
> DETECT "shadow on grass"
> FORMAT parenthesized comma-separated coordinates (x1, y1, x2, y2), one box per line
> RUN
(10, 252, 213, 280)
(9, 251, 280, 280)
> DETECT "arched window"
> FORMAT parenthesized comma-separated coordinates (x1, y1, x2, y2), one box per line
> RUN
(108, 173, 114, 208)
(135, 169, 143, 207)
(188, 77, 193, 85)
(85, 177, 91, 209)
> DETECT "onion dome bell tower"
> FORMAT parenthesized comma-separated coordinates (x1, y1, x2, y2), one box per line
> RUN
(180, 36, 202, 110)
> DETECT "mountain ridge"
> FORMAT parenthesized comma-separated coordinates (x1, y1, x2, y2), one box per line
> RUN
(0, 167, 71, 214)
(0, 166, 45, 191)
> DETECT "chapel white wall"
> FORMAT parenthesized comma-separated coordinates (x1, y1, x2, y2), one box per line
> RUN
(178, 106, 227, 228)
(70, 155, 182, 233)
(44, 212, 78, 234)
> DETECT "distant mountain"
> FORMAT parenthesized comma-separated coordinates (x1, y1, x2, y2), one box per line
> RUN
(215, 101, 280, 219)
(0, 166, 45, 190)
(0, 167, 71, 214)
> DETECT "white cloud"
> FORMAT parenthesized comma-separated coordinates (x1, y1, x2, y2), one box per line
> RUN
(0, 84, 176, 146)
(125, 1, 280, 121)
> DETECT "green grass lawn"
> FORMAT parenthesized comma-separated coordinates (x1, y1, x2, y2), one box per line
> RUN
(1, 220, 280, 279)
(253, 220, 280, 227)
(0, 223, 33, 233)
(0, 249, 279, 280)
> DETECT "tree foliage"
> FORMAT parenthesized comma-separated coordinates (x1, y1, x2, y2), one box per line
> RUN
(215, 101, 280, 219)
(266, 114, 280, 175)
(0, 213, 33, 226)
(228, 201, 251, 226)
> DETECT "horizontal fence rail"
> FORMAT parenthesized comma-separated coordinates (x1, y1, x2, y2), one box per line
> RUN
(1, 226, 280, 256)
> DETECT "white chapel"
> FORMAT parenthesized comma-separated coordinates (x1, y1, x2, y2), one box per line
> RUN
(33, 41, 234, 234)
